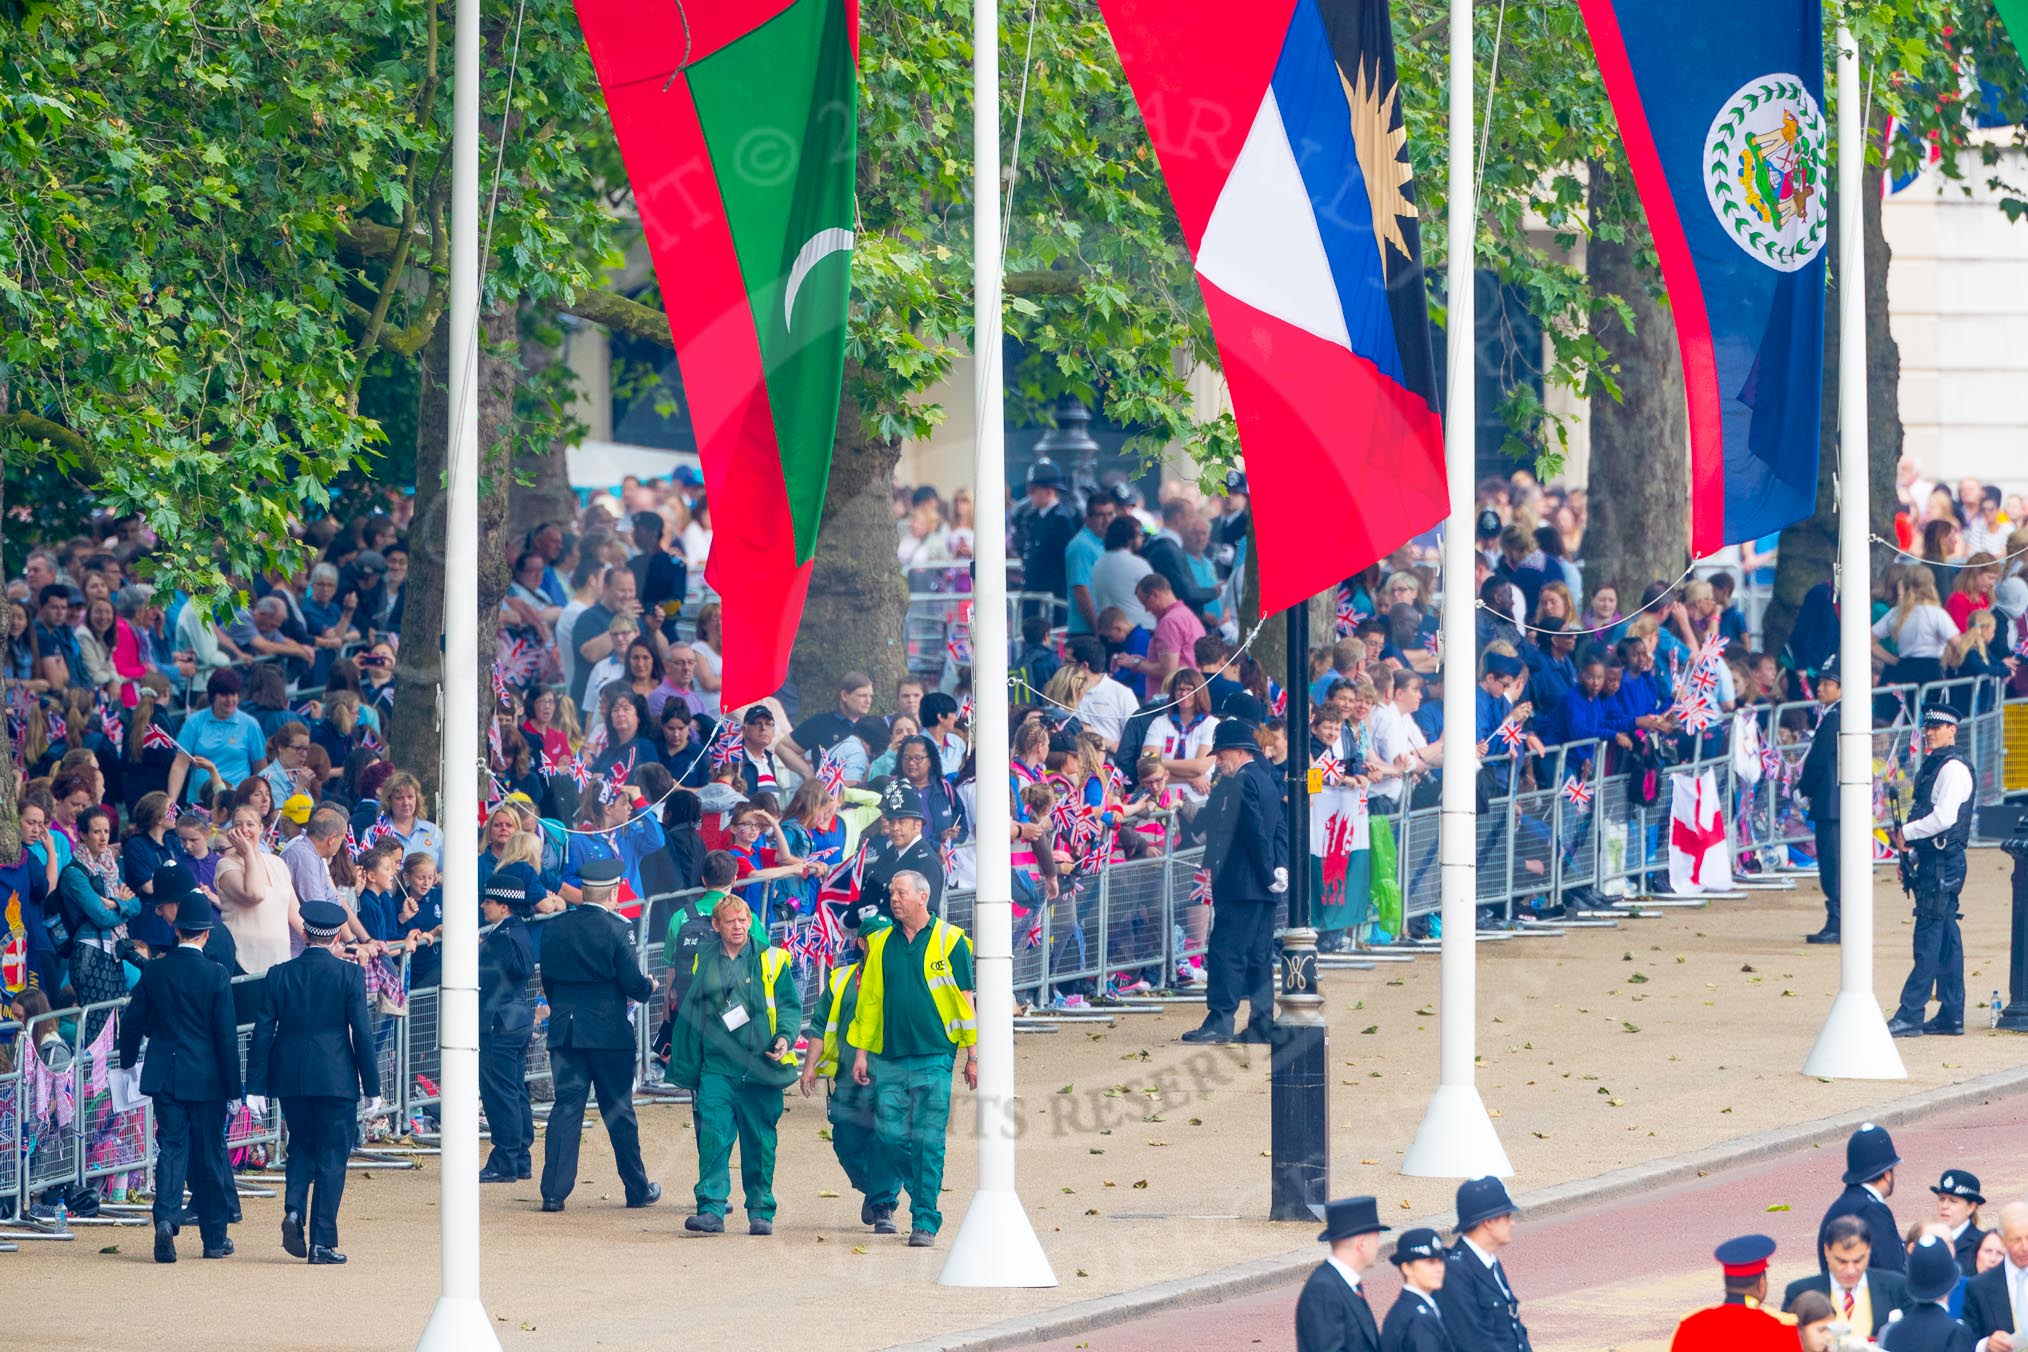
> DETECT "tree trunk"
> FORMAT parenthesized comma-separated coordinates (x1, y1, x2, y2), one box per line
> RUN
(391, 302, 518, 806)
(1760, 175, 1902, 661)
(789, 367, 907, 714)
(506, 329, 578, 541)
(1583, 177, 1690, 615)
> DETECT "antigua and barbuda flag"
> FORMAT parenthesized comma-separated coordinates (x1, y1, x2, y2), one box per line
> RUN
(1098, 0, 1446, 615)
(1576, 2, 1827, 556)
(573, 0, 857, 705)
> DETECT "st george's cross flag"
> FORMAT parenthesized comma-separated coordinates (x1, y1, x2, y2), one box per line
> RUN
(1097, 0, 1446, 615)
(573, 0, 857, 705)
(1668, 768, 1733, 894)
(1575, 2, 1826, 557)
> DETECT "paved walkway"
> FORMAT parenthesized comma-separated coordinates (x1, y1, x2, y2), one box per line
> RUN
(1017, 1087, 2028, 1352)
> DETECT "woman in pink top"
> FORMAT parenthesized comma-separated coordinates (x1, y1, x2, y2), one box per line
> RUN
(1944, 553, 1998, 633)
(213, 802, 302, 974)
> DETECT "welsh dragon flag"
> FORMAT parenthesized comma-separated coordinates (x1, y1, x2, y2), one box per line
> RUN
(574, 0, 858, 705)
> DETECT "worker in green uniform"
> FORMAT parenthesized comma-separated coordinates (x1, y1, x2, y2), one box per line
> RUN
(846, 869, 977, 1248)
(800, 909, 903, 1234)
(669, 893, 801, 1235)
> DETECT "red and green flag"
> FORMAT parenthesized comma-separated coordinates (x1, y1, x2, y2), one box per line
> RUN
(574, 0, 858, 705)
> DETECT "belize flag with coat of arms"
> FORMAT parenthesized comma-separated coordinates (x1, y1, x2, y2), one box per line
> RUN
(1576, 2, 1827, 557)
(1097, 0, 1447, 616)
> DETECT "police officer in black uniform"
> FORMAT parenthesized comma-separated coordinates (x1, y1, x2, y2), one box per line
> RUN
(1183, 719, 1287, 1045)
(538, 856, 660, 1213)
(1818, 1123, 1904, 1274)
(1881, 1235, 1974, 1352)
(118, 882, 241, 1263)
(1888, 702, 1974, 1037)
(1445, 1177, 1533, 1352)
(477, 872, 538, 1184)
(1931, 1170, 1988, 1273)
(1796, 654, 1843, 944)
(859, 781, 945, 920)
(1014, 459, 1079, 603)
(247, 900, 380, 1265)
(1382, 1228, 1458, 1352)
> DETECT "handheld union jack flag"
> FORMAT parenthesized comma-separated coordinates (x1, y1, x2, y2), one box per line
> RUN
(489, 666, 510, 705)
(1269, 686, 1288, 718)
(957, 694, 975, 726)
(495, 634, 541, 685)
(1314, 750, 1345, 786)
(1333, 593, 1367, 638)
(361, 725, 386, 755)
(1023, 910, 1044, 949)
(946, 624, 974, 667)
(601, 752, 635, 805)
(96, 693, 124, 754)
(938, 836, 958, 881)
(815, 750, 847, 795)
(1189, 867, 1212, 905)
(1695, 631, 1729, 671)
(1671, 695, 1718, 736)
(1688, 664, 1718, 697)
(708, 721, 743, 770)
(362, 814, 395, 850)
(1492, 718, 1524, 753)
(563, 753, 593, 791)
(44, 709, 67, 744)
(142, 721, 179, 753)
(344, 826, 363, 863)
(1759, 742, 1782, 780)
(1562, 775, 1593, 811)
(818, 844, 866, 908)
(2013, 632, 2028, 660)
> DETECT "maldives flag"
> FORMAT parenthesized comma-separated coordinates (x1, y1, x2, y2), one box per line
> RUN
(1097, 0, 1446, 616)
(574, 0, 857, 705)
(1577, 2, 1826, 556)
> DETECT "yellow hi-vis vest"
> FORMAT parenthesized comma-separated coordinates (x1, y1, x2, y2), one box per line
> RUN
(698, 943, 800, 1067)
(849, 918, 977, 1055)
(816, 961, 859, 1077)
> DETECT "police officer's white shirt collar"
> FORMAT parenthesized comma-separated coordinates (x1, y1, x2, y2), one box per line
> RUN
(1402, 1282, 1441, 1313)
(1325, 1256, 1363, 1294)
(1462, 1235, 1499, 1269)
(1861, 1182, 1887, 1205)
(1948, 1217, 1971, 1242)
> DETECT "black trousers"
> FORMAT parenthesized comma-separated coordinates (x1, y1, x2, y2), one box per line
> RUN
(1895, 858, 1968, 1028)
(1814, 817, 1842, 929)
(541, 1046, 650, 1206)
(154, 1096, 232, 1246)
(1204, 898, 1276, 1034)
(480, 1031, 534, 1175)
(281, 1095, 357, 1250)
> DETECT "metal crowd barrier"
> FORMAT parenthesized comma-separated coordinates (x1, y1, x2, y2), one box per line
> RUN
(6, 676, 2014, 1226)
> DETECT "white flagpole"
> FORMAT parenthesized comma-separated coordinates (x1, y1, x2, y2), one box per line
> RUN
(1804, 22, 1904, 1081)
(940, 0, 1057, 1288)
(1403, 0, 1512, 1180)
(417, 0, 503, 1344)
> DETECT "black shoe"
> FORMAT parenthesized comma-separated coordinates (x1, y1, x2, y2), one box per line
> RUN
(281, 1211, 306, 1259)
(685, 1212, 725, 1234)
(540, 1199, 565, 1213)
(308, 1246, 347, 1265)
(861, 1199, 876, 1225)
(627, 1182, 662, 1209)
(478, 1168, 515, 1183)
(873, 1216, 898, 1235)
(1887, 1017, 1926, 1038)
(1235, 1025, 1274, 1046)
(153, 1221, 177, 1264)
(202, 1238, 234, 1259)
(749, 1218, 773, 1236)
(1805, 929, 1841, 945)
(517, 1168, 532, 1181)
(1922, 1019, 1964, 1036)
(907, 1230, 936, 1248)
(1180, 1022, 1232, 1044)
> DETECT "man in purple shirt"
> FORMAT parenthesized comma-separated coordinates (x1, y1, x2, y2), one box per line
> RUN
(1122, 573, 1207, 694)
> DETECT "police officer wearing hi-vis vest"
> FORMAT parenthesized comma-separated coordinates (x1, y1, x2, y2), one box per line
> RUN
(1888, 702, 1974, 1038)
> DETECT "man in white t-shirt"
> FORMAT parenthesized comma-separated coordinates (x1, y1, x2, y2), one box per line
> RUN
(1088, 517, 1156, 630)
(1369, 671, 1441, 810)
(1065, 636, 1140, 749)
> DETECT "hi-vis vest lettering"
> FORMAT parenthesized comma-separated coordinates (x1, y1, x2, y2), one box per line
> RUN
(849, 918, 977, 1054)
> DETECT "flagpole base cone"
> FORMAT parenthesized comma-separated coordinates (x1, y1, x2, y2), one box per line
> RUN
(939, 1188, 1058, 1288)
(1803, 989, 1908, 1080)
(1402, 1083, 1513, 1180)
(415, 1296, 502, 1352)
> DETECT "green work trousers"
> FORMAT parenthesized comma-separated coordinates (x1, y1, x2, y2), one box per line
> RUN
(870, 1052, 955, 1236)
(829, 1073, 900, 1212)
(693, 1072, 783, 1220)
